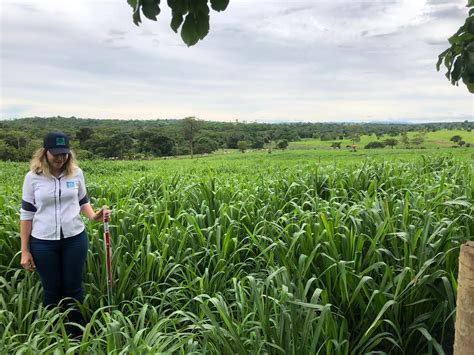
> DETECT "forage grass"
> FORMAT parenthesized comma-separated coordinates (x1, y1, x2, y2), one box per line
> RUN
(0, 155, 472, 353)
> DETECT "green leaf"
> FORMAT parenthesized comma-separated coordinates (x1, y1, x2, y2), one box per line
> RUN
(210, 0, 229, 12)
(142, 0, 161, 21)
(461, 72, 474, 91)
(189, 0, 208, 15)
(466, 82, 474, 93)
(181, 13, 199, 46)
(170, 11, 184, 33)
(469, 0, 474, 7)
(127, 0, 138, 9)
(436, 49, 450, 71)
(451, 56, 463, 84)
(467, 50, 474, 72)
(467, 17, 474, 34)
(167, 0, 188, 15)
(196, 8, 210, 39)
(133, 7, 142, 26)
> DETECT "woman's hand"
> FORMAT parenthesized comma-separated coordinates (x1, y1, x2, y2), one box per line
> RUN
(91, 206, 111, 223)
(21, 251, 36, 272)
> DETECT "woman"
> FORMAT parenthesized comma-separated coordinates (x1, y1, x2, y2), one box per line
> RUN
(19, 131, 108, 330)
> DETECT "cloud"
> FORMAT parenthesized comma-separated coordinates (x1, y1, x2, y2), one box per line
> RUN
(108, 29, 126, 36)
(0, 104, 33, 118)
(8, 2, 40, 13)
(0, 0, 472, 122)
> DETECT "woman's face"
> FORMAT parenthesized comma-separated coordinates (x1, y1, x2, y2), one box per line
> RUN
(46, 150, 68, 171)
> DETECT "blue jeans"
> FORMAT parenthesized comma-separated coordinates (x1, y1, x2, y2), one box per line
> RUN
(30, 229, 88, 307)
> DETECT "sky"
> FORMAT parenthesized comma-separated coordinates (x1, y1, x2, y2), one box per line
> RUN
(0, 0, 473, 123)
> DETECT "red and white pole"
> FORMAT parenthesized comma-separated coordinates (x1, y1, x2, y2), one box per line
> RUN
(103, 206, 113, 309)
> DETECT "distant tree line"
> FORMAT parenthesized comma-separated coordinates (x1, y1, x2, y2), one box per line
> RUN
(0, 116, 471, 161)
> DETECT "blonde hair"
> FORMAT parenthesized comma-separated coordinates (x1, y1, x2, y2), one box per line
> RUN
(30, 148, 78, 177)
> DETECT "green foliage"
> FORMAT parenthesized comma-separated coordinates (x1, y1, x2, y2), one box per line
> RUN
(182, 116, 200, 157)
(0, 156, 472, 352)
(0, 117, 472, 161)
(194, 136, 216, 154)
(411, 133, 425, 146)
(384, 138, 399, 148)
(276, 139, 288, 150)
(437, 2, 474, 93)
(127, 0, 230, 46)
(236, 140, 248, 153)
(365, 141, 386, 149)
(450, 135, 462, 143)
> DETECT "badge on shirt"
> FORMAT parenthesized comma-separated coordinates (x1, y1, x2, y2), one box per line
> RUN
(66, 181, 78, 188)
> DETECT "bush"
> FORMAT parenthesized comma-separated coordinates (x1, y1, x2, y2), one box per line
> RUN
(276, 139, 289, 150)
(364, 141, 386, 149)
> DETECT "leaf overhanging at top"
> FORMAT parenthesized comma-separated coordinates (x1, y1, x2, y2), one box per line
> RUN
(438, 1, 474, 93)
(128, 0, 229, 46)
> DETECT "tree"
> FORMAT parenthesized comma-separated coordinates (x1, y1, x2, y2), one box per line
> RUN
(76, 127, 93, 148)
(401, 132, 410, 146)
(388, 127, 399, 137)
(0, 140, 16, 160)
(182, 117, 200, 158)
(87, 131, 133, 158)
(276, 139, 288, 150)
(148, 135, 175, 156)
(437, 1, 474, 93)
(2, 131, 28, 149)
(450, 135, 463, 144)
(347, 125, 362, 145)
(127, 0, 230, 46)
(365, 141, 385, 149)
(194, 136, 216, 154)
(251, 139, 265, 149)
(237, 140, 248, 153)
(411, 134, 425, 146)
(384, 138, 399, 149)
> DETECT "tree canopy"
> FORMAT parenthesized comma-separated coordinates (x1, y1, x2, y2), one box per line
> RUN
(437, 1, 474, 93)
(0, 117, 471, 161)
(127, 0, 230, 46)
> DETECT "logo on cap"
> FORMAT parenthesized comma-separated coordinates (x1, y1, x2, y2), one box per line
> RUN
(56, 137, 66, 146)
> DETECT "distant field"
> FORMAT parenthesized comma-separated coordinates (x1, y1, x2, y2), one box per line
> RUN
(290, 129, 474, 150)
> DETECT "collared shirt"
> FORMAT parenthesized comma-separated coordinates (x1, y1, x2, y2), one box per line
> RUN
(20, 167, 89, 240)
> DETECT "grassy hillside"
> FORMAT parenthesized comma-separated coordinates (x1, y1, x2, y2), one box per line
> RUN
(290, 129, 474, 150)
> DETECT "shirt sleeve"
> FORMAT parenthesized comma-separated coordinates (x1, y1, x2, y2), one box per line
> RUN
(20, 173, 36, 220)
(78, 168, 89, 206)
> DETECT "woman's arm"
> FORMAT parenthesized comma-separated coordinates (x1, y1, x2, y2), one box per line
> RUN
(20, 220, 35, 272)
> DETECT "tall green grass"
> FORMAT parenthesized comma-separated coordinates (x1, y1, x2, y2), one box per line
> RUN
(0, 156, 472, 353)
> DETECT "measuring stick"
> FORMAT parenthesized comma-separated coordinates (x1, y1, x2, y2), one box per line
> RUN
(103, 206, 113, 309)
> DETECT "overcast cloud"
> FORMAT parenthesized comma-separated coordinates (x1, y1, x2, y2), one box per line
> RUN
(0, 0, 473, 123)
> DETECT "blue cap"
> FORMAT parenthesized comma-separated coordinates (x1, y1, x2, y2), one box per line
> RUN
(43, 131, 70, 155)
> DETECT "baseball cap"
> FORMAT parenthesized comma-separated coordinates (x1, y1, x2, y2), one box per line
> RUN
(43, 131, 70, 155)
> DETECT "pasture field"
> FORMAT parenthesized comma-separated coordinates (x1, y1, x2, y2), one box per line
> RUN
(290, 129, 474, 150)
(0, 150, 473, 354)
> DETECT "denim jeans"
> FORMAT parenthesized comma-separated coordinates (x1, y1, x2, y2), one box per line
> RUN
(29, 229, 88, 307)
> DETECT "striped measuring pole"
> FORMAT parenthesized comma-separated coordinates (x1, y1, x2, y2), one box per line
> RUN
(103, 206, 113, 310)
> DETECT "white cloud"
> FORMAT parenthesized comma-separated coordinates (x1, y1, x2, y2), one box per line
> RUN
(0, 0, 472, 122)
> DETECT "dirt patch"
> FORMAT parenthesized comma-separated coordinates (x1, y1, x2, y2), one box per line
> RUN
(432, 140, 452, 146)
